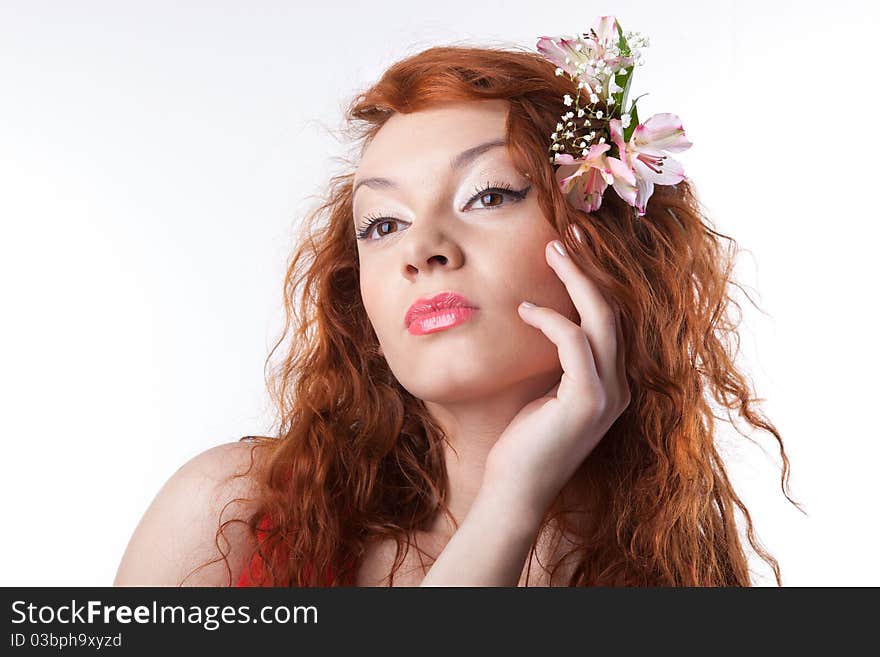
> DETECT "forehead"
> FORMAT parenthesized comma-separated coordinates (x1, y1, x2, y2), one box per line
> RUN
(356, 99, 510, 175)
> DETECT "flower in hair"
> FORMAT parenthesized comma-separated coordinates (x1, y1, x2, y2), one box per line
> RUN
(536, 16, 692, 217)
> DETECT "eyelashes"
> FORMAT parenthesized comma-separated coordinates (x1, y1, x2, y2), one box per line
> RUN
(355, 180, 532, 241)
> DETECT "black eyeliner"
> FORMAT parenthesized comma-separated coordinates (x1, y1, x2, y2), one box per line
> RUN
(355, 182, 531, 241)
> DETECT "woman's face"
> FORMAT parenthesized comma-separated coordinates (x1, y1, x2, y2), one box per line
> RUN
(353, 99, 579, 404)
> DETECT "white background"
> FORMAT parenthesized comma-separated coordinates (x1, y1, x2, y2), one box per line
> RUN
(2, 0, 877, 586)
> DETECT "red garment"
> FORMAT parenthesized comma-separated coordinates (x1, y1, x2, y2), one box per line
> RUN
(236, 515, 355, 586)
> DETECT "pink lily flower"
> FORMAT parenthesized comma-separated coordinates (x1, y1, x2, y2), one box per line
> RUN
(590, 15, 621, 55)
(537, 16, 632, 80)
(554, 143, 634, 213)
(609, 113, 692, 215)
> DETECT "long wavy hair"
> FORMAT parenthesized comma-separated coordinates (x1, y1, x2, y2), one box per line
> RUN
(187, 44, 802, 587)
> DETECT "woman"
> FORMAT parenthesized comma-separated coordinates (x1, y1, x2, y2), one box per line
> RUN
(114, 17, 799, 587)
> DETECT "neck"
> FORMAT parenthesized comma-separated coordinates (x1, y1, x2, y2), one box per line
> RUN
(422, 368, 562, 539)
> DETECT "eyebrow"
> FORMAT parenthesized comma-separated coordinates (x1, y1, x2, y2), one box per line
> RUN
(352, 137, 508, 199)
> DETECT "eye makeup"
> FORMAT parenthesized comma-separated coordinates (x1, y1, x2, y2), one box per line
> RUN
(355, 180, 531, 241)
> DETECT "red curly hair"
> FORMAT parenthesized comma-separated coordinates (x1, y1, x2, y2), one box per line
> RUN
(187, 44, 802, 587)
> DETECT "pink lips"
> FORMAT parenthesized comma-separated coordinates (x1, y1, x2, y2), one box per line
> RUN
(405, 291, 478, 335)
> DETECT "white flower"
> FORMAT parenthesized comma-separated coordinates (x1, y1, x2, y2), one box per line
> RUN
(556, 122, 563, 131)
(621, 114, 631, 129)
(563, 94, 573, 106)
(596, 110, 604, 119)
(590, 93, 599, 103)
(555, 67, 564, 76)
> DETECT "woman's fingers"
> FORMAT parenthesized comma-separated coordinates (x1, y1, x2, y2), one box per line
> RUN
(517, 301, 599, 397)
(544, 240, 619, 384)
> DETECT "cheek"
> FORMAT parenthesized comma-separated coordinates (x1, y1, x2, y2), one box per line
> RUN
(517, 251, 580, 325)
(359, 270, 398, 338)
(358, 271, 380, 325)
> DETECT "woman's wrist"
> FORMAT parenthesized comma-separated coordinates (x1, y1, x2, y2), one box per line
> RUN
(419, 478, 544, 586)
(473, 473, 547, 538)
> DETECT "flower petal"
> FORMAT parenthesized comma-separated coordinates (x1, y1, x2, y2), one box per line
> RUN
(607, 155, 636, 186)
(553, 153, 578, 165)
(591, 16, 619, 51)
(610, 168, 638, 206)
(651, 156, 684, 185)
(581, 167, 610, 211)
(536, 37, 568, 68)
(634, 153, 684, 185)
(633, 113, 693, 153)
(536, 36, 582, 77)
(584, 142, 611, 160)
(555, 163, 585, 193)
(565, 174, 591, 213)
(634, 173, 654, 216)
(608, 120, 631, 166)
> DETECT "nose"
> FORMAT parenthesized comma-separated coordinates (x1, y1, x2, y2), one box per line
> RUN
(401, 221, 463, 277)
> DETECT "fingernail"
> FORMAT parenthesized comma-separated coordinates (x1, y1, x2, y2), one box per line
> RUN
(552, 240, 567, 257)
(520, 301, 535, 309)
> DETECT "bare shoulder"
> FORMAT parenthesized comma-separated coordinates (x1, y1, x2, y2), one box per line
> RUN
(114, 440, 270, 587)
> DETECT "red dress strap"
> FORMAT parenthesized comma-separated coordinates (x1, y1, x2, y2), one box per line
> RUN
(235, 515, 355, 586)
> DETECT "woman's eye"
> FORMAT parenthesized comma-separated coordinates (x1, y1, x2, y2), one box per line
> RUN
(466, 184, 529, 211)
(371, 220, 399, 239)
(355, 183, 530, 241)
(472, 191, 505, 209)
(356, 217, 400, 241)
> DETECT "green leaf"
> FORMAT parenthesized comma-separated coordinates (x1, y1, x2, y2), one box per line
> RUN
(623, 103, 640, 142)
(612, 22, 633, 112)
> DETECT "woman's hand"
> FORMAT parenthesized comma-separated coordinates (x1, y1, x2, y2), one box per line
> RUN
(483, 236, 630, 524)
